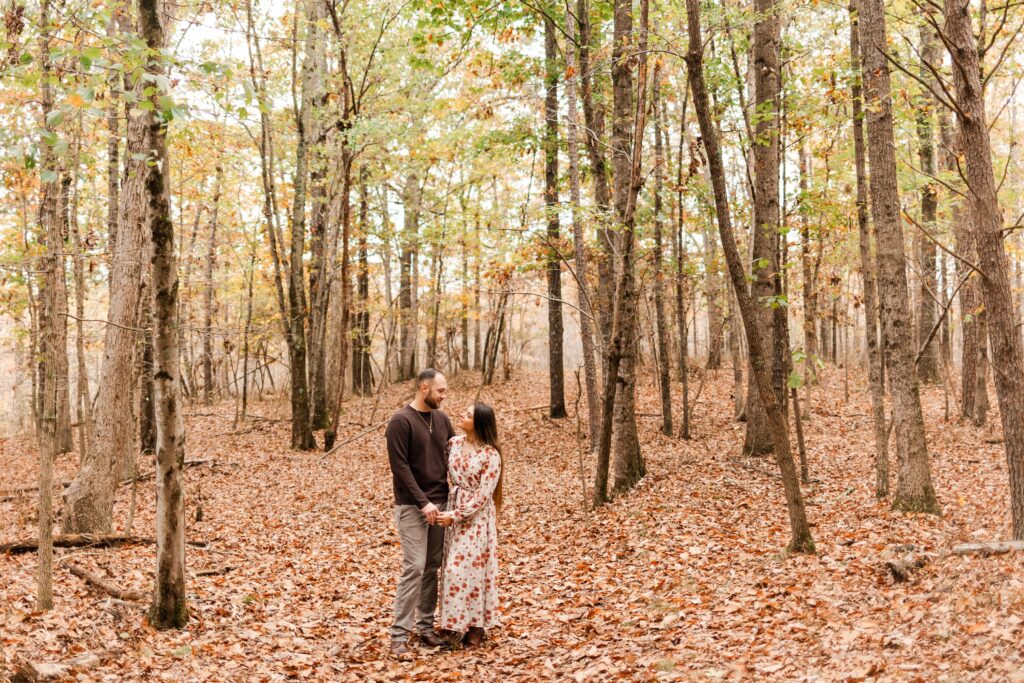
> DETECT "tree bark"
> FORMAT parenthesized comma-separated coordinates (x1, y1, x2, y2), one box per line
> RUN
(915, 25, 941, 385)
(652, 72, 673, 437)
(284, 0, 321, 450)
(138, 0, 188, 629)
(565, 6, 600, 449)
(744, 0, 784, 456)
(857, 0, 939, 514)
(35, 0, 61, 607)
(63, 68, 150, 536)
(352, 176, 373, 395)
(399, 172, 421, 379)
(944, 0, 1024, 538)
(543, 14, 566, 420)
(202, 163, 223, 405)
(685, 0, 814, 553)
(849, 6, 889, 499)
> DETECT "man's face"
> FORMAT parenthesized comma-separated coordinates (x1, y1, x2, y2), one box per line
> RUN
(422, 375, 448, 409)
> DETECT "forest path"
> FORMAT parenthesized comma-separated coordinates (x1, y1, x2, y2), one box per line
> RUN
(2, 369, 1023, 681)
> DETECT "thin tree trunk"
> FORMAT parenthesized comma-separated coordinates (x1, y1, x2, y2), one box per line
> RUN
(798, 140, 818, 368)
(564, 10, 600, 448)
(399, 173, 421, 379)
(652, 72, 673, 436)
(202, 163, 223, 404)
(849, 7, 888, 498)
(685, 0, 814, 553)
(67, 122, 92, 465)
(36, 0, 61, 607)
(284, 0, 321, 450)
(138, 0, 188, 629)
(915, 26, 941, 384)
(743, 0, 784, 456)
(543, 14, 566, 419)
(857, 0, 939, 514)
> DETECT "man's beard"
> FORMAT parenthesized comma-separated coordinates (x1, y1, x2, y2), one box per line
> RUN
(424, 393, 441, 410)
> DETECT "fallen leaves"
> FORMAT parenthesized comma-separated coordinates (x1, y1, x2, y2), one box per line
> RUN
(2, 369, 1024, 680)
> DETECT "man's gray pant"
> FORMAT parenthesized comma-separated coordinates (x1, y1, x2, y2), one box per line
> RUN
(390, 503, 445, 642)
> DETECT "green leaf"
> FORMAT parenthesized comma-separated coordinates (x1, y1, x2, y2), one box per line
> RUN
(787, 370, 804, 389)
(41, 169, 58, 183)
(45, 109, 64, 127)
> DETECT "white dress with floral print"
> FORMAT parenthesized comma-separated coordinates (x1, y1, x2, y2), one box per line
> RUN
(439, 435, 501, 633)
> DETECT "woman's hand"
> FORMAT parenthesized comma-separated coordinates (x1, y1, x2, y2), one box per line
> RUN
(436, 512, 455, 527)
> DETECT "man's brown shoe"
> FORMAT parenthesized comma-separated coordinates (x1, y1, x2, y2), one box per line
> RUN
(418, 630, 447, 648)
(390, 640, 414, 661)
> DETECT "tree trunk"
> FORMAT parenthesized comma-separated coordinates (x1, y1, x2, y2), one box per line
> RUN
(543, 14, 566, 420)
(798, 140, 818, 370)
(565, 6, 601, 449)
(285, 0, 322, 450)
(352, 176, 373, 395)
(138, 0, 188, 629)
(36, 0, 61, 607)
(595, 0, 649, 503)
(944, 0, 1024, 536)
(63, 83, 150, 535)
(652, 73, 673, 437)
(915, 26, 941, 385)
(743, 0, 784, 457)
(849, 7, 889, 498)
(857, 0, 939, 514)
(685, 0, 814, 553)
(399, 172, 421, 379)
(67, 127, 92, 467)
(202, 163, 223, 405)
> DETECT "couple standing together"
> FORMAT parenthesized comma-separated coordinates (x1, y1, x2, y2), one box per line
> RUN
(385, 368, 503, 660)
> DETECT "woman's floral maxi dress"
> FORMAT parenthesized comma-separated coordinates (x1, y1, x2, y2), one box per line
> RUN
(439, 435, 501, 633)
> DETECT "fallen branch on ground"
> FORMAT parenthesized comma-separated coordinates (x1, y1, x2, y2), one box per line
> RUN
(885, 550, 931, 582)
(196, 564, 238, 577)
(953, 540, 1024, 555)
(0, 534, 154, 555)
(1, 534, 207, 554)
(67, 563, 147, 601)
(324, 420, 388, 456)
(11, 652, 104, 682)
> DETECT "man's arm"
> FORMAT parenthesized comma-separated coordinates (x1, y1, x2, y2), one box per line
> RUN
(385, 416, 431, 509)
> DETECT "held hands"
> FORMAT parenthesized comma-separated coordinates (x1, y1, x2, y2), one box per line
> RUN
(421, 502, 440, 524)
(435, 512, 455, 527)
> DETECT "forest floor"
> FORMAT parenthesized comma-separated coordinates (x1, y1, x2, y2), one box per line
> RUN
(2, 367, 1024, 681)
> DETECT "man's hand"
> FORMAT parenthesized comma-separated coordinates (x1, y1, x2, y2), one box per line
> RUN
(421, 502, 440, 524)
(436, 512, 455, 527)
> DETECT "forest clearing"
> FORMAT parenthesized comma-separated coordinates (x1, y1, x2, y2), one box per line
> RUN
(3, 370, 1024, 681)
(5, 0, 1024, 679)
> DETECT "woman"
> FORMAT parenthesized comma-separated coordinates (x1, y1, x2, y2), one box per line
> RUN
(436, 402, 502, 647)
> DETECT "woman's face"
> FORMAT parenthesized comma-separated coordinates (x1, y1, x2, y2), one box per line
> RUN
(459, 405, 475, 434)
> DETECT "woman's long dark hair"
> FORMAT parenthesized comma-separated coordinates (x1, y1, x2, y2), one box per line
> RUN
(472, 402, 503, 511)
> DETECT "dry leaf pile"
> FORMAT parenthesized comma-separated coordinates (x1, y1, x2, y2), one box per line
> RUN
(2, 369, 1024, 681)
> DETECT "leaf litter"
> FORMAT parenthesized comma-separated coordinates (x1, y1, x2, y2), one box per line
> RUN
(2, 368, 1023, 681)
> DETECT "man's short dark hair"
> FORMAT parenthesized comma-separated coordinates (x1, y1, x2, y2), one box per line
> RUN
(417, 368, 442, 386)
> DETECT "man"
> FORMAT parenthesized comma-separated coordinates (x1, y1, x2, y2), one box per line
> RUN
(386, 368, 454, 659)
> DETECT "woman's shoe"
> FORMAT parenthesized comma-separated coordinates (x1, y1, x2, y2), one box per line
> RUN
(464, 627, 485, 647)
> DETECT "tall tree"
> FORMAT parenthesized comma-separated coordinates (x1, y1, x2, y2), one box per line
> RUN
(744, 0, 785, 456)
(565, 2, 600, 449)
(139, 0, 187, 629)
(543, 11, 566, 420)
(64, 27, 152, 534)
(943, 0, 1024, 538)
(652, 72, 673, 437)
(684, 0, 814, 553)
(915, 25, 941, 385)
(849, 6, 888, 498)
(202, 163, 223, 404)
(284, 0, 323, 450)
(856, 0, 939, 514)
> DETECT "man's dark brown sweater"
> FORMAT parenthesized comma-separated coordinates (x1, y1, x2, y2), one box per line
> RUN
(385, 405, 454, 508)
